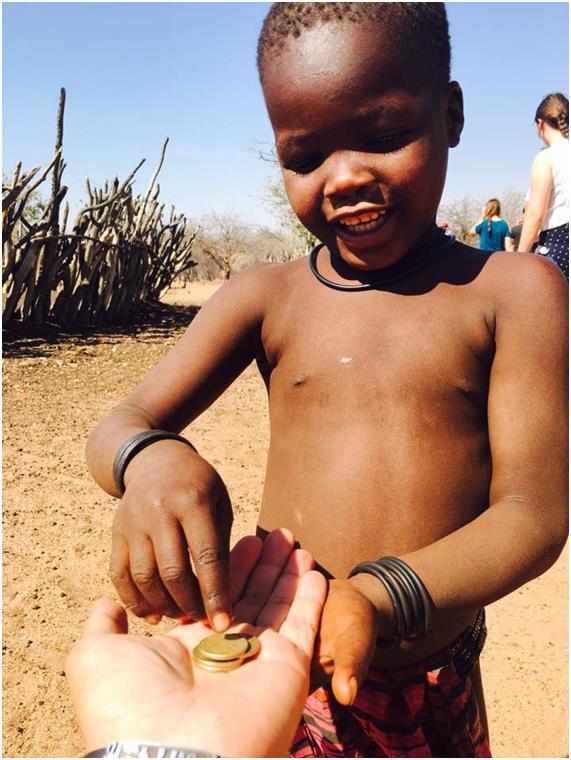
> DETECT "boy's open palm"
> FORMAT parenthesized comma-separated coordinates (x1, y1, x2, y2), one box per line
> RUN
(312, 579, 380, 706)
(109, 442, 233, 628)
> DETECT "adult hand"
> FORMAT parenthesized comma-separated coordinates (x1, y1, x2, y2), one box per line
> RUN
(109, 441, 233, 629)
(67, 530, 328, 758)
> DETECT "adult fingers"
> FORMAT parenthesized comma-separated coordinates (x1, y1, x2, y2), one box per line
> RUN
(229, 535, 264, 604)
(129, 536, 181, 618)
(330, 625, 376, 706)
(181, 506, 231, 632)
(278, 571, 328, 658)
(82, 598, 128, 637)
(232, 529, 295, 624)
(152, 521, 205, 619)
(255, 548, 315, 629)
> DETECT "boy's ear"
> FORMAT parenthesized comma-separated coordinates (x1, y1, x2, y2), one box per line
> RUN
(445, 81, 464, 148)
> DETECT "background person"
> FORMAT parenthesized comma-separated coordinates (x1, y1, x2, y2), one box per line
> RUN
(66, 530, 327, 759)
(469, 199, 513, 251)
(518, 92, 569, 278)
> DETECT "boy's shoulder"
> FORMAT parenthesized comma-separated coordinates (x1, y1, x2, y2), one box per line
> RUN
(229, 256, 310, 293)
(472, 249, 568, 310)
(449, 242, 564, 283)
(482, 249, 565, 283)
(210, 257, 310, 319)
(435, 243, 567, 313)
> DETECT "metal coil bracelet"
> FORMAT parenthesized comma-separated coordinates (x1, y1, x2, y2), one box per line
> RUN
(348, 557, 433, 646)
(112, 429, 198, 494)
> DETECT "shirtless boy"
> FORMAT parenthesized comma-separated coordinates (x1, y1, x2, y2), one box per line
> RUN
(87, 4, 568, 757)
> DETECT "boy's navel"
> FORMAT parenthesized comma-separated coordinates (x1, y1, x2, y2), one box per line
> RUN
(293, 375, 306, 387)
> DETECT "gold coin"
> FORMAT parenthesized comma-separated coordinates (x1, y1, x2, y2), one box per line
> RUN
(196, 633, 249, 661)
(192, 646, 243, 672)
(194, 660, 242, 673)
(221, 632, 261, 660)
(241, 635, 261, 660)
(192, 645, 243, 671)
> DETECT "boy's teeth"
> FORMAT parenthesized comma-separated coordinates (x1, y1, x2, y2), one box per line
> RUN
(340, 211, 383, 226)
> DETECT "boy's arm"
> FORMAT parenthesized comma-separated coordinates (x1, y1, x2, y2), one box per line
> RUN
(87, 266, 269, 493)
(403, 254, 568, 603)
(86, 265, 272, 627)
(325, 255, 568, 704)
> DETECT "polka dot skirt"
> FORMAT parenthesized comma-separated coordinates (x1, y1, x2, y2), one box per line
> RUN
(538, 223, 569, 280)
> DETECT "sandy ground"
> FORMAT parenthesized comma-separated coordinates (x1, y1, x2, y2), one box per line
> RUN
(3, 280, 568, 758)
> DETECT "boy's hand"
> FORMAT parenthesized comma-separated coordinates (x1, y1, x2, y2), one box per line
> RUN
(109, 440, 233, 630)
(311, 578, 384, 705)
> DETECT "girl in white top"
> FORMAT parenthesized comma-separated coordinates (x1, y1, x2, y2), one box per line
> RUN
(519, 92, 569, 279)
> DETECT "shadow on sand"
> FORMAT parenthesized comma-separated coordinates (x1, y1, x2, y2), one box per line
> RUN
(3, 301, 199, 360)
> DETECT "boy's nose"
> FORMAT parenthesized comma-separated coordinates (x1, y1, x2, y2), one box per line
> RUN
(323, 152, 378, 203)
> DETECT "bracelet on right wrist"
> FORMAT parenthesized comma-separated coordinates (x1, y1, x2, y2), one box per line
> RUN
(113, 430, 198, 494)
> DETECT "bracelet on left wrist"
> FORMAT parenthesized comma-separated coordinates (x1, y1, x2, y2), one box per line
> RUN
(348, 557, 433, 644)
(348, 573, 395, 639)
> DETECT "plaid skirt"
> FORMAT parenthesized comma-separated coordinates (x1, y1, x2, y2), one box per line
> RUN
(290, 611, 490, 758)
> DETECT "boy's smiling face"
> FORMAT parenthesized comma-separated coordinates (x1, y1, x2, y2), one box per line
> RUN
(262, 21, 464, 271)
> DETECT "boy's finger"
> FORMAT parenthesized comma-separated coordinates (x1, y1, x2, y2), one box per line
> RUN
(330, 626, 376, 706)
(229, 535, 264, 604)
(152, 520, 205, 619)
(129, 536, 181, 618)
(82, 598, 128, 637)
(256, 548, 315, 629)
(278, 570, 328, 657)
(181, 510, 231, 632)
(232, 529, 295, 624)
(109, 538, 156, 618)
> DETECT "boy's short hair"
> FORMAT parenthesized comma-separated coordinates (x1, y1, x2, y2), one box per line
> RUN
(257, 2, 451, 88)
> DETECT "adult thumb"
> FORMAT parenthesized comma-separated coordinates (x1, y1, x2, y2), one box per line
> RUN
(330, 627, 375, 706)
(82, 597, 128, 637)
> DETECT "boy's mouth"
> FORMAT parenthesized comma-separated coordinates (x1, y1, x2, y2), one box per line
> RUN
(338, 210, 387, 233)
(333, 208, 393, 246)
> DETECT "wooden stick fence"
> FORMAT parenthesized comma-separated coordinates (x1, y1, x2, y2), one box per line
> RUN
(3, 88, 197, 327)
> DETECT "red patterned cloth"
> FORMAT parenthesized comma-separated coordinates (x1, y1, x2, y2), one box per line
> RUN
(290, 650, 491, 758)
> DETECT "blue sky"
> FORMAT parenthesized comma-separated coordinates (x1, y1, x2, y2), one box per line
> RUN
(3, 2, 569, 230)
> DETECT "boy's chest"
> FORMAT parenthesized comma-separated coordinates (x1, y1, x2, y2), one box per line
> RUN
(261, 287, 494, 415)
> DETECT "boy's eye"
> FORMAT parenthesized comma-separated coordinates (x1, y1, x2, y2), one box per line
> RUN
(365, 131, 411, 152)
(283, 154, 323, 175)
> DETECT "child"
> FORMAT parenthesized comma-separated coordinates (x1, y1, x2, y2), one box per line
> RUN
(87, 3, 568, 757)
(469, 199, 513, 252)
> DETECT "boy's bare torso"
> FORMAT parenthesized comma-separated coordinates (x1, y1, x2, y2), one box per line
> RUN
(256, 245, 494, 579)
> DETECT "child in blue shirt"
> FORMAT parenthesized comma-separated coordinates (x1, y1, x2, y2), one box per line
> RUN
(470, 198, 513, 251)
